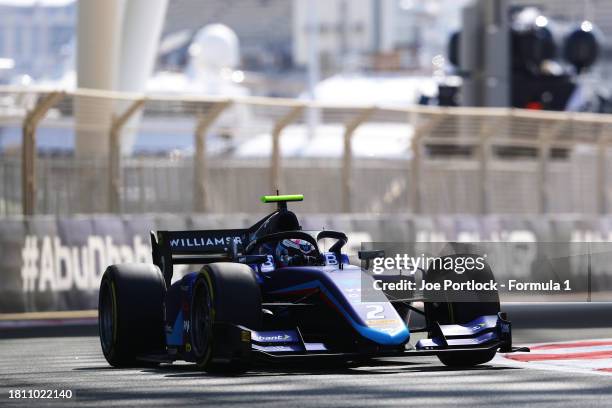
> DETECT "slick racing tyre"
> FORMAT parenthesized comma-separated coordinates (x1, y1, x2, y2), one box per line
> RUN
(98, 263, 166, 367)
(424, 254, 500, 367)
(191, 263, 262, 373)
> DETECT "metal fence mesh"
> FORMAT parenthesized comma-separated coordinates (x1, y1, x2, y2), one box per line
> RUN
(1, 87, 611, 216)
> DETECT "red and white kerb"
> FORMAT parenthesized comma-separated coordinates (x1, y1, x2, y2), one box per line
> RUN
(495, 339, 612, 375)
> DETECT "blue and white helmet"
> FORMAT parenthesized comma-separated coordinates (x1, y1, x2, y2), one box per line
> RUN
(274, 239, 316, 267)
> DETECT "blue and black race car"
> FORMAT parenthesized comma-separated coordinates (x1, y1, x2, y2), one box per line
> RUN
(98, 194, 528, 372)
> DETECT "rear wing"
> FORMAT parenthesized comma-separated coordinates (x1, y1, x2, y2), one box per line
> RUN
(151, 229, 247, 284)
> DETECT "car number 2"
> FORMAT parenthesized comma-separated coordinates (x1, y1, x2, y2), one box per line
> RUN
(366, 305, 385, 319)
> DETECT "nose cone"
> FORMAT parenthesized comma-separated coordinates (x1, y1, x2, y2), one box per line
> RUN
(357, 322, 410, 346)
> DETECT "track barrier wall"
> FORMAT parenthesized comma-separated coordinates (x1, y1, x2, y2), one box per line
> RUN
(1, 213, 612, 313)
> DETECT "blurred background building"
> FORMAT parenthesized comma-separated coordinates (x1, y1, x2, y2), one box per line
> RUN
(0, 0, 610, 100)
(0, 0, 75, 85)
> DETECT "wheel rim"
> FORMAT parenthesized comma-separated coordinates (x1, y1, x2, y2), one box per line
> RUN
(99, 280, 114, 353)
(192, 279, 213, 357)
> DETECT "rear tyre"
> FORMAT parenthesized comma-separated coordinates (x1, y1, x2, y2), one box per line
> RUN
(191, 263, 262, 373)
(98, 263, 166, 367)
(424, 254, 500, 367)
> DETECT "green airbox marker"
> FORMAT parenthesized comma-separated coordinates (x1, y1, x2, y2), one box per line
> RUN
(261, 194, 304, 203)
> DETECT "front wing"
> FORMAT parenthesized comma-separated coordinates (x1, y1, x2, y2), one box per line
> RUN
(212, 313, 529, 364)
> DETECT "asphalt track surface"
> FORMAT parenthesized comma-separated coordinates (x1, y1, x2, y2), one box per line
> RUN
(1, 305, 611, 407)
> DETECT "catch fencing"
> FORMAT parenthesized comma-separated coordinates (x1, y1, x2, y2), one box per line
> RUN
(0, 87, 611, 216)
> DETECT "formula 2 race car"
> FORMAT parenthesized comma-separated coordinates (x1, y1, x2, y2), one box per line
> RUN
(98, 194, 528, 372)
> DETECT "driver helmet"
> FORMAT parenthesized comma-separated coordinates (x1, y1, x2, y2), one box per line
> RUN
(275, 239, 316, 267)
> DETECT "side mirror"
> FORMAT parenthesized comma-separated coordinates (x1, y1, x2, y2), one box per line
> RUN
(358, 250, 385, 270)
(240, 254, 269, 265)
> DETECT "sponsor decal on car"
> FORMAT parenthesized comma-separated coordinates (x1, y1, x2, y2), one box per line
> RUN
(169, 236, 242, 248)
(251, 331, 298, 343)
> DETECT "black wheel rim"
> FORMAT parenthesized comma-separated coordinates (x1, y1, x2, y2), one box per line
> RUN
(192, 279, 213, 357)
(99, 279, 114, 353)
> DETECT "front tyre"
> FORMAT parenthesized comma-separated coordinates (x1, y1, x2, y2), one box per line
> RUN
(98, 263, 166, 367)
(424, 254, 500, 367)
(191, 263, 262, 372)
